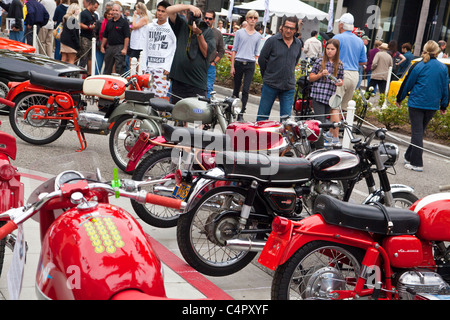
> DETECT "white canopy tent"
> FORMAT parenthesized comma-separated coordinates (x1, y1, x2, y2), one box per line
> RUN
(216, 8, 242, 20)
(235, 0, 328, 21)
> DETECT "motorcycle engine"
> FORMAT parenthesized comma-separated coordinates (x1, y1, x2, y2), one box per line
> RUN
(303, 180, 345, 209)
(397, 269, 450, 300)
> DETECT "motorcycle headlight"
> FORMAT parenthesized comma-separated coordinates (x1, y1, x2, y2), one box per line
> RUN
(379, 143, 399, 167)
(230, 98, 242, 115)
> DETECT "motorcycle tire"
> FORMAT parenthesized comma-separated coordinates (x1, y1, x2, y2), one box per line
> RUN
(177, 186, 265, 277)
(131, 148, 180, 228)
(271, 240, 365, 300)
(382, 192, 419, 208)
(9, 92, 67, 145)
(109, 114, 153, 173)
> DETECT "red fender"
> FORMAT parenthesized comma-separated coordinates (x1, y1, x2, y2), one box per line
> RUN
(259, 215, 376, 271)
(6, 81, 75, 107)
(126, 135, 167, 172)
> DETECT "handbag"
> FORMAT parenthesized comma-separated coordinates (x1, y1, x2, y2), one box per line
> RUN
(53, 24, 63, 40)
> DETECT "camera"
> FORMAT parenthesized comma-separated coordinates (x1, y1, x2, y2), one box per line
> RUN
(187, 11, 208, 30)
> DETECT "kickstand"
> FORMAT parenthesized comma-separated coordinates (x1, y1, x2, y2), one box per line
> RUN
(76, 130, 87, 152)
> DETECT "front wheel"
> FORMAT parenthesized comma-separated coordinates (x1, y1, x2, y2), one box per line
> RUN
(131, 148, 179, 228)
(387, 192, 419, 208)
(272, 241, 364, 300)
(109, 115, 159, 173)
(9, 92, 67, 145)
(177, 187, 265, 276)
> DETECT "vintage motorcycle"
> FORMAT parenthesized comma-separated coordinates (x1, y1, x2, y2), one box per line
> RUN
(259, 190, 450, 300)
(5, 71, 168, 171)
(0, 97, 24, 277)
(127, 110, 321, 228)
(0, 168, 185, 300)
(175, 122, 419, 276)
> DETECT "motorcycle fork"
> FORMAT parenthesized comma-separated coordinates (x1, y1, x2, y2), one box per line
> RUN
(238, 180, 258, 230)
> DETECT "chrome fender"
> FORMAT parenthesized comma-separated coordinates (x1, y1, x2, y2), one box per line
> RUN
(362, 184, 415, 205)
(183, 167, 241, 213)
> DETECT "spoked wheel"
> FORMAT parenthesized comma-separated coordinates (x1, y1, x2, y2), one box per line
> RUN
(109, 115, 157, 173)
(0, 81, 9, 111)
(9, 93, 67, 144)
(131, 148, 180, 228)
(272, 241, 364, 300)
(386, 192, 419, 209)
(177, 187, 263, 276)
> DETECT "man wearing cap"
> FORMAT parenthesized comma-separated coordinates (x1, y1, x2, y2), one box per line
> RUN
(328, 13, 367, 146)
(367, 43, 392, 94)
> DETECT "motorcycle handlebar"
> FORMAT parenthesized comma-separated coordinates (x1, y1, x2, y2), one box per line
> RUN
(318, 122, 341, 129)
(0, 220, 18, 240)
(439, 185, 450, 192)
(145, 193, 185, 210)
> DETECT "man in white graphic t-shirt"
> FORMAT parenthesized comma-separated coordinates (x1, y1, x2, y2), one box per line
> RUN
(141, 0, 176, 98)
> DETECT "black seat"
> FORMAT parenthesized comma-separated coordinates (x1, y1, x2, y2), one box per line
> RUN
(314, 195, 420, 235)
(161, 123, 230, 150)
(124, 90, 154, 103)
(29, 71, 84, 92)
(218, 151, 312, 183)
(149, 98, 174, 112)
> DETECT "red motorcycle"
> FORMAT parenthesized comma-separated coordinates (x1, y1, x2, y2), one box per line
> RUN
(259, 191, 450, 300)
(0, 168, 185, 300)
(0, 98, 24, 277)
(5, 71, 164, 168)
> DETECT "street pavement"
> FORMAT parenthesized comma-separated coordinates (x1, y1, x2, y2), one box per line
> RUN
(0, 85, 449, 301)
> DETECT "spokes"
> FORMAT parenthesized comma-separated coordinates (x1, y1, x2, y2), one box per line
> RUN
(288, 246, 360, 300)
(189, 191, 252, 267)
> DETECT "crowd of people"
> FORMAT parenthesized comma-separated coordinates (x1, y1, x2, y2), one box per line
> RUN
(0, 1, 448, 172)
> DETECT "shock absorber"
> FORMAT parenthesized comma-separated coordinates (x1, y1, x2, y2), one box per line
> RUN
(238, 180, 258, 230)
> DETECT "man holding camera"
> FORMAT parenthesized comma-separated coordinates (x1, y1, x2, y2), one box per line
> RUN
(166, 4, 216, 104)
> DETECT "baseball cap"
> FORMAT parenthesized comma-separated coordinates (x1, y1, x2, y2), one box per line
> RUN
(362, 36, 371, 40)
(336, 13, 354, 29)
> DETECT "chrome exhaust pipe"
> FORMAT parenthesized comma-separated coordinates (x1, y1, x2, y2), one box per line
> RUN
(225, 239, 266, 252)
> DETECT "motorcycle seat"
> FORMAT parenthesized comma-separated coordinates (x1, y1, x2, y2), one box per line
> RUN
(125, 90, 154, 103)
(150, 98, 174, 112)
(161, 123, 231, 150)
(314, 195, 420, 235)
(29, 71, 84, 92)
(218, 151, 312, 184)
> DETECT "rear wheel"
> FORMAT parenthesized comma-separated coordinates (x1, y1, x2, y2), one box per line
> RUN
(9, 92, 67, 145)
(272, 241, 364, 300)
(177, 187, 263, 276)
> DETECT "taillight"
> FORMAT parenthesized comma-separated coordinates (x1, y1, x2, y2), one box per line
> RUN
(0, 164, 15, 181)
(272, 216, 290, 234)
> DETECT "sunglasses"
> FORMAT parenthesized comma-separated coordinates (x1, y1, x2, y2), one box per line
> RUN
(248, 16, 258, 20)
(204, 17, 214, 20)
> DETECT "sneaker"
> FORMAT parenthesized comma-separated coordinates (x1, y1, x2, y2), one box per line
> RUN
(404, 163, 423, 172)
(403, 152, 410, 165)
(237, 114, 244, 122)
(332, 141, 342, 149)
(323, 132, 333, 147)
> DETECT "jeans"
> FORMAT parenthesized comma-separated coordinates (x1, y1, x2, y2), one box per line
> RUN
(233, 61, 255, 113)
(256, 83, 295, 121)
(95, 50, 105, 75)
(10, 30, 25, 43)
(54, 39, 62, 60)
(405, 107, 436, 167)
(207, 64, 216, 99)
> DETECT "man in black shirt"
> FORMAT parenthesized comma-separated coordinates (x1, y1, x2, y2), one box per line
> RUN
(79, 0, 98, 74)
(100, 3, 130, 75)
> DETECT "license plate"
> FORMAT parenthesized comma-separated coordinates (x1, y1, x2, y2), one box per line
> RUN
(172, 182, 191, 201)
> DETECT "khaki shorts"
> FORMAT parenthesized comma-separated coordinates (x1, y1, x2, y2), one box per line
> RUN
(334, 70, 359, 111)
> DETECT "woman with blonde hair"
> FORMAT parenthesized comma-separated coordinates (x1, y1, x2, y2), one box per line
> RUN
(129, 2, 150, 67)
(396, 40, 449, 172)
(60, 3, 81, 64)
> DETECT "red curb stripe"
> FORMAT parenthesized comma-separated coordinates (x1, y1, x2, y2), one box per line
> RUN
(147, 235, 234, 300)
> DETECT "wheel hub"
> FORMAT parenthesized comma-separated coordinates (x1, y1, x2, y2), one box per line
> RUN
(205, 213, 239, 246)
(26, 107, 49, 127)
(304, 266, 345, 299)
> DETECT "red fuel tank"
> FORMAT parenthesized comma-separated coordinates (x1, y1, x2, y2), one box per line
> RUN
(410, 193, 450, 241)
(35, 203, 166, 300)
(226, 120, 286, 152)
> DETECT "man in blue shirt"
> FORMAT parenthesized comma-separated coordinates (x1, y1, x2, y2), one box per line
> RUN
(327, 13, 366, 146)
